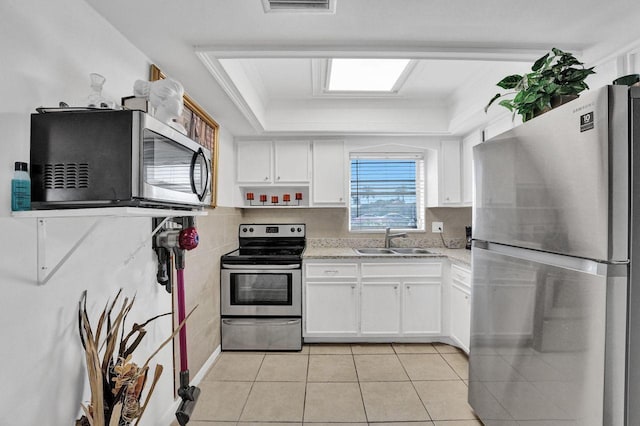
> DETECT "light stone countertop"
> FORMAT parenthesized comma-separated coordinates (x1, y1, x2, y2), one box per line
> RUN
(303, 246, 471, 267)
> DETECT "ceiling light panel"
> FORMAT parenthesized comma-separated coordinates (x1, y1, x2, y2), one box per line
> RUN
(327, 58, 412, 92)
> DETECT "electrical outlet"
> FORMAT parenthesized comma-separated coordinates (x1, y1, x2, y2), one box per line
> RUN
(432, 222, 443, 233)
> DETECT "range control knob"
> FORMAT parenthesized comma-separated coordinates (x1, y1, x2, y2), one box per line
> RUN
(249, 227, 254, 232)
(291, 227, 296, 232)
(242, 227, 248, 233)
(297, 227, 302, 233)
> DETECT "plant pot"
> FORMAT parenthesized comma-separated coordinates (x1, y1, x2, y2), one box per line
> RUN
(550, 94, 579, 109)
(527, 106, 552, 121)
(613, 74, 640, 87)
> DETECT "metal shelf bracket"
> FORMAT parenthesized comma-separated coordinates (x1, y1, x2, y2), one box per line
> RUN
(36, 218, 103, 285)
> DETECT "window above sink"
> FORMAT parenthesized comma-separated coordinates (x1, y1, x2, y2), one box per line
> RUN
(349, 154, 425, 232)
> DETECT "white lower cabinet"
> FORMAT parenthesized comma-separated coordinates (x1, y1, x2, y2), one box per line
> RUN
(304, 259, 443, 340)
(449, 264, 471, 352)
(361, 281, 401, 335)
(403, 281, 442, 334)
(305, 281, 359, 335)
(304, 262, 359, 337)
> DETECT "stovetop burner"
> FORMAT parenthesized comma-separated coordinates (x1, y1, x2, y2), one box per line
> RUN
(237, 247, 304, 256)
(221, 223, 306, 266)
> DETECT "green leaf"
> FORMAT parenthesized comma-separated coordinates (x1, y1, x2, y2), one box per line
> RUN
(521, 91, 540, 104)
(497, 75, 524, 89)
(513, 91, 525, 103)
(532, 53, 550, 72)
(536, 97, 549, 111)
(544, 82, 560, 94)
(498, 99, 515, 111)
(485, 93, 503, 112)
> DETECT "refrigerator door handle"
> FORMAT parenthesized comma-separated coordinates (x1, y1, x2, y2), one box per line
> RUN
(472, 240, 488, 250)
(479, 241, 626, 277)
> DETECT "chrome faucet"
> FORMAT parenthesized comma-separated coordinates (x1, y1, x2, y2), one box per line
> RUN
(384, 227, 407, 248)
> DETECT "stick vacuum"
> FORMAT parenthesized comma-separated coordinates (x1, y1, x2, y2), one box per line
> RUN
(155, 217, 201, 425)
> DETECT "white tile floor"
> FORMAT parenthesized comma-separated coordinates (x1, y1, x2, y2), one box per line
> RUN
(173, 343, 482, 425)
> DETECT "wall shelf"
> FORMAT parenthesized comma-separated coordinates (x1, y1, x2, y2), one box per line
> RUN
(12, 207, 207, 285)
(11, 206, 208, 219)
(239, 186, 309, 208)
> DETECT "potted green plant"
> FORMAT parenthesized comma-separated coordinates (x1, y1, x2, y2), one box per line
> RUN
(485, 48, 595, 122)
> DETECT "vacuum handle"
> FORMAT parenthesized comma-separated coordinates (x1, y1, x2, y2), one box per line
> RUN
(177, 268, 189, 372)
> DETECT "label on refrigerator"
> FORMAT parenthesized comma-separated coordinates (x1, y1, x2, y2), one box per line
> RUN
(580, 111, 594, 132)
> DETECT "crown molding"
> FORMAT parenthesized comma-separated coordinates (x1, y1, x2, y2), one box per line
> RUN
(195, 51, 265, 133)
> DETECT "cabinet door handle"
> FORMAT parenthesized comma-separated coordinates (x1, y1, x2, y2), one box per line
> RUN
(264, 176, 269, 181)
(406, 285, 411, 290)
(394, 285, 399, 290)
(277, 176, 281, 180)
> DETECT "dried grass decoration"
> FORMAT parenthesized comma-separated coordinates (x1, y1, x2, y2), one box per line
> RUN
(75, 290, 196, 426)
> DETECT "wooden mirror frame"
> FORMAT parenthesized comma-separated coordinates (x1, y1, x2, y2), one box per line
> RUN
(150, 64, 219, 207)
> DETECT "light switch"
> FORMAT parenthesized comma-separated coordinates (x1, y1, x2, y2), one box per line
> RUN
(432, 222, 443, 233)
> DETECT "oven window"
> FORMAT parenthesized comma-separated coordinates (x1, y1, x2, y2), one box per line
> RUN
(230, 273, 292, 305)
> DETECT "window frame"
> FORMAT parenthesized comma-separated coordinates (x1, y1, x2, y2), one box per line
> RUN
(348, 153, 425, 233)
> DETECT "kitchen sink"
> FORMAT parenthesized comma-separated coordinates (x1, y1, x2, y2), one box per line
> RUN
(391, 248, 435, 254)
(354, 247, 435, 255)
(354, 248, 395, 255)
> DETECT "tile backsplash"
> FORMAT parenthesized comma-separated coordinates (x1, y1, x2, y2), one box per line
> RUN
(241, 207, 471, 248)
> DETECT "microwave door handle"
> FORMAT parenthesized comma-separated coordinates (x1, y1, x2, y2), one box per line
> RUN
(190, 148, 209, 201)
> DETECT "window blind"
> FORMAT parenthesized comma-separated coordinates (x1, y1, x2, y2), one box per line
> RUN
(350, 156, 423, 231)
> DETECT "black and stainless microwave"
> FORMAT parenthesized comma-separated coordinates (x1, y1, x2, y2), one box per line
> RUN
(30, 110, 211, 209)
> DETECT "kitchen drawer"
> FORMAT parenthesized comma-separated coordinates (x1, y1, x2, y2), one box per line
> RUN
(305, 263, 358, 279)
(361, 262, 442, 278)
(451, 264, 471, 286)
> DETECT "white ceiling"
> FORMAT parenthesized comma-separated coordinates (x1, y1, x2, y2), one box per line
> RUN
(85, 0, 640, 137)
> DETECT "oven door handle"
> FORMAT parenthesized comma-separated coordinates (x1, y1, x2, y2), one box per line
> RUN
(222, 319, 301, 326)
(221, 263, 300, 270)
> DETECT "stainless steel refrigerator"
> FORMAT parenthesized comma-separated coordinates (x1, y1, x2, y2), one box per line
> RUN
(469, 85, 640, 425)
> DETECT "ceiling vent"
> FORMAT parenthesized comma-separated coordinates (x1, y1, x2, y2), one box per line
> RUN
(262, 0, 336, 13)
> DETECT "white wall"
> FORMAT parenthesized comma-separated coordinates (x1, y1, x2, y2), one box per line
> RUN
(0, 1, 178, 424)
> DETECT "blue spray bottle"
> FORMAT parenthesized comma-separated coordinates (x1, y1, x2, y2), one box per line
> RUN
(11, 161, 30, 211)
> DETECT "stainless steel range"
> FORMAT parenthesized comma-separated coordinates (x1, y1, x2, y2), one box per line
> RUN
(220, 224, 305, 351)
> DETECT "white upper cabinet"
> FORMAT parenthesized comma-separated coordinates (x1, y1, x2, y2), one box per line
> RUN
(462, 131, 482, 205)
(426, 138, 474, 207)
(274, 141, 310, 183)
(237, 140, 310, 184)
(441, 140, 461, 204)
(312, 140, 346, 206)
(237, 141, 272, 183)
